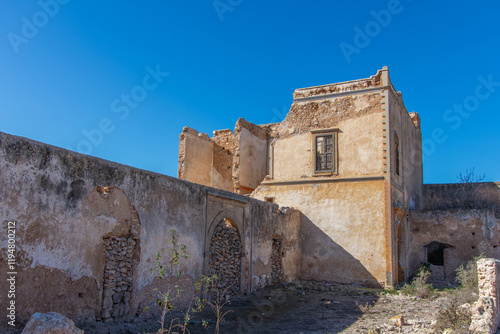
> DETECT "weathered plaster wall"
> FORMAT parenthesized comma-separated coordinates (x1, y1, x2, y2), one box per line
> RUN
(178, 127, 213, 187)
(387, 87, 423, 211)
(271, 110, 384, 180)
(0, 132, 299, 328)
(409, 209, 499, 282)
(238, 127, 267, 192)
(251, 69, 402, 287)
(385, 73, 423, 284)
(253, 179, 386, 287)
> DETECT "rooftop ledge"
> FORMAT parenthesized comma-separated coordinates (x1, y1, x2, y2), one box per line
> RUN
(293, 67, 389, 100)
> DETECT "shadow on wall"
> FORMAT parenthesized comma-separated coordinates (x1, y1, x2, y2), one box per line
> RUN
(298, 213, 382, 288)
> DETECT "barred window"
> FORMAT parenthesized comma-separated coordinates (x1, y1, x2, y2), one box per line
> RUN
(315, 135, 333, 172)
(312, 129, 338, 175)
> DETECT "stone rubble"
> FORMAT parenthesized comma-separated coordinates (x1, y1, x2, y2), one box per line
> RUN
(21, 312, 83, 334)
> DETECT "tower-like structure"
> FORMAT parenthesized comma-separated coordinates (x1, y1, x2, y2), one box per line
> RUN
(179, 67, 423, 286)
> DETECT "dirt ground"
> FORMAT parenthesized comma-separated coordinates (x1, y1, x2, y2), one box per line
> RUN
(74, 281, 452, 334)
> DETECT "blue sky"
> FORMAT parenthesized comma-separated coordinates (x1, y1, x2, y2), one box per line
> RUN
(1, 0, 499, 183)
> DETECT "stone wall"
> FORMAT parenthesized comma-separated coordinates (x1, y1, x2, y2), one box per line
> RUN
(423, 183, 500, 217)
(101, 236, 136, 322)
(409, 209, 499, 282)
(470, 258, 500, 333)
(0, 132, 300, 329)
(208, 218, 242, 296)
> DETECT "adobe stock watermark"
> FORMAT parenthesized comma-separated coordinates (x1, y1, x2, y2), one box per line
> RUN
(237, 287, 286, 333)
(422, 74, 500, 157)
(269, 106, 289, 124)
(6, 221, 17, 327)
(406, 74, 499, 173)
(213, 0, 243, 21)
(66, 64, 169, 155)
(339, 0, 408, 64)
(7, 0, 70, 54)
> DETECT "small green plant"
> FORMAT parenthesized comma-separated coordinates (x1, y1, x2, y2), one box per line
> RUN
(207, 277, 233, 334)
(401, 267, 434, 298)
(153, 229, 233, 334)
(456, 254, 482, 292)
(153, 229, 214, 334)
(380, 286, 398, 295)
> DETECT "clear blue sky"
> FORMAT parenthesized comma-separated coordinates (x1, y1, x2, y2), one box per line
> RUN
(1, 1, 499, 184)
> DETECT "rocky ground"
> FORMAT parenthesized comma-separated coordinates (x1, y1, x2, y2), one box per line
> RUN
(70, 281, 459, 334)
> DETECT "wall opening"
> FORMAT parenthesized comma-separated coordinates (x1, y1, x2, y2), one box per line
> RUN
(424, 241, 448, 281)
(425, 241, 446, 266)
(208, 218, 242, 296)
(271, 238, 284, 284)
(265, 197, 275, 203)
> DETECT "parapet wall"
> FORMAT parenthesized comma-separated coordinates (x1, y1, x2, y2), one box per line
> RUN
(0, 132, 300, 328)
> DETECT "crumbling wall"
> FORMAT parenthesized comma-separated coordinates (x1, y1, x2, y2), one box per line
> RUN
(0, 132, 300, 329)
(267, 89, 385, 181)
(179, 119, 270, 194)
(212, 129, 235, 192)
(470, 258, 500, 333)
(233, 118, 268, 194)
(409, 209, 499, 282)
(178, 126, 213, 187)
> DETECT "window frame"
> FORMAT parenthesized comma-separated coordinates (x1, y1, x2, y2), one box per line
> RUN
(311, 128, 339, 176)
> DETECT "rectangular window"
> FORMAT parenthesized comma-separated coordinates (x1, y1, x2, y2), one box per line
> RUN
(315, 135, 333, 171)
(312, 129, 338, 175)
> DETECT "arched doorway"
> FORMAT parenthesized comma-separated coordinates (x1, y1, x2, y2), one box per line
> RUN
(208, 218, 242, 296)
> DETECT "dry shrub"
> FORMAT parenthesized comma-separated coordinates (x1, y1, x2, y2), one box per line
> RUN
(401, 267, 434, 299)
(433, 256, 481, 333)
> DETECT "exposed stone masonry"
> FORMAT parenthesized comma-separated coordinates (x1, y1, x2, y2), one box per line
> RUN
(271, 238, 284, 284)
(101, 236, 135, 322)
(469, 258, 500, 333)
(209, 219, 242, 296)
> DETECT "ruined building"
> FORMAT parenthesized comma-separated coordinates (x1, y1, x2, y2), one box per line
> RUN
(179, 67, 500, 287)
(1, 67, 499, 327)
